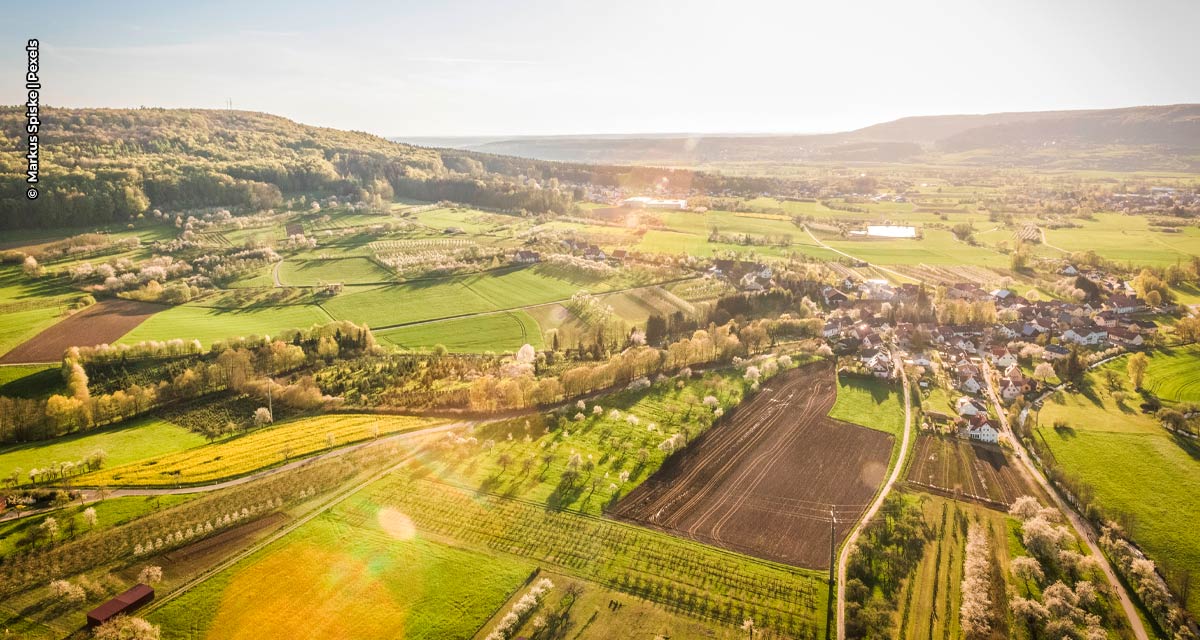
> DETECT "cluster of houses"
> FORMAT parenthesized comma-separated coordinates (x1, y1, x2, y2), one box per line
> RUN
(709, 259, 775, 292)
(821, 271, 1168, 445)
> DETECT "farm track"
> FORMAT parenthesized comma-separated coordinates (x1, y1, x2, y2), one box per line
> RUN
(803, 227, 923, 284)
(837, 360, 912, 640)
(612, 361, 894, 569)
(0, 420, 470, 524)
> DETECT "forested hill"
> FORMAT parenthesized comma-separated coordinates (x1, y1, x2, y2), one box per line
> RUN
(0, 107, 585, 230)
(0, 107, 792, 231)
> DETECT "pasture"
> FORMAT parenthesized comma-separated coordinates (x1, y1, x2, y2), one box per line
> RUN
(277, 257, 394, 286)
(77, 414, 444, 487)
(1042, 213, 1200, 266)
(1034, 364, 1200, 615)
(1140, 344, 1200, 404)
(118, 302, 333, 346)
(818, 229, 1009, 267)
(374, 311, 543, 353)
(321, 264, 646, 330)
(0, 364, 61, 398)
(828, 372, 905, 437)
(0, 417, 206, 486)
(151, 511, 534, 640)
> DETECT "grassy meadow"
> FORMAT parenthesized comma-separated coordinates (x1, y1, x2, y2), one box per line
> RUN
(1034, 360, 1200, 615)
(118, 303, 334, 345)
(829, 373, 906, 437)
(151, 511, 534, 640)
(0, 417, 206, 486)
(374, 311, 543, 353)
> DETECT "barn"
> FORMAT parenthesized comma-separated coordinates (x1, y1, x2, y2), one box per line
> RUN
(86, 583, 155, 627)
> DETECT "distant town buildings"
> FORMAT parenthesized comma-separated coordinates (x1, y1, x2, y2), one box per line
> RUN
(619, 196, 688, 210)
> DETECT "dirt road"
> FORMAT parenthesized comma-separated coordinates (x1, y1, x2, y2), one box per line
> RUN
(836, 360, 913, 640)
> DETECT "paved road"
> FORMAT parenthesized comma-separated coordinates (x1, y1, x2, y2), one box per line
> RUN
(836, 359, 913, 640)
(981, 360, 1149, 640)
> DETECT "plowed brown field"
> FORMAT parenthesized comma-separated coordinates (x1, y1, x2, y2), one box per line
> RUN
(0, 298, 164, 363)
(611, 361, 894, 569)
(905, 433, 1039, 508)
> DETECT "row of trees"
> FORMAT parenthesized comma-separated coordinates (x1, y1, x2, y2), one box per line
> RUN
(0, 321, 374, 445)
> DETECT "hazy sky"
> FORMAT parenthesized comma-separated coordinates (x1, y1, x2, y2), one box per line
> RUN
(5, 0, 1199, 137)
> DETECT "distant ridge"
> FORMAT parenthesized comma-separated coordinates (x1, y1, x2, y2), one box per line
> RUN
(393, 104, 1200, 171)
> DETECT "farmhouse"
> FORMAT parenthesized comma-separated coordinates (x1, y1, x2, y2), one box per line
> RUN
(999, 378, 1022, 402)
(1062, 326, 1108, 346)
(1044, 344, 1070, 360)
(86, 584, 154, 627)
(989, 348, 1017, 368)
(1105, 294, 1145, 314)
(955, 396, 987, 417)
(962, 414, 999, 443)
(514, 250, 540, 264)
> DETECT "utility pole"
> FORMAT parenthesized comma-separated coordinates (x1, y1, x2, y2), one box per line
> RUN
(826, 508, 836, 640)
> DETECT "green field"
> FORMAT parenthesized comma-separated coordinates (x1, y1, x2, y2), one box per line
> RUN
(820, 229, 1009, 267)
(0, 306, 70, 359)
(278, 257, 394, 286)
(0, 364, 61, 397)
(322, 265, 641, 330)
(151, 511, 534, 640)
(829, 373, 906, 436)
(118, 303, 333, 345)
(320, 280, 495, 328)
(331, 472, 829, 638)
(1035, 362, 1200, 615)
(1042, 213, 1200, 266)
(78, 414, 443, 487)
(0, 494, 193, 557)
(375, 311, 543, 353)
(634, 229, 825, 259)
(1140, 344, 1200, 404)
(0, 417, 206, 486)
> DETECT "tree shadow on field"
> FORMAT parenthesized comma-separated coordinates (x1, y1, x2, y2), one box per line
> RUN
(1170, 431, 1200, 462)
(1053, 422, 1077, 439)
(839, 374, 891, 405)
(546, 475, 585, 511)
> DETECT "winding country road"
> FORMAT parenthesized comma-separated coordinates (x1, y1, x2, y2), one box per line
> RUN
(981, 360, 1149, 640)
(836, 358, 913, 640)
